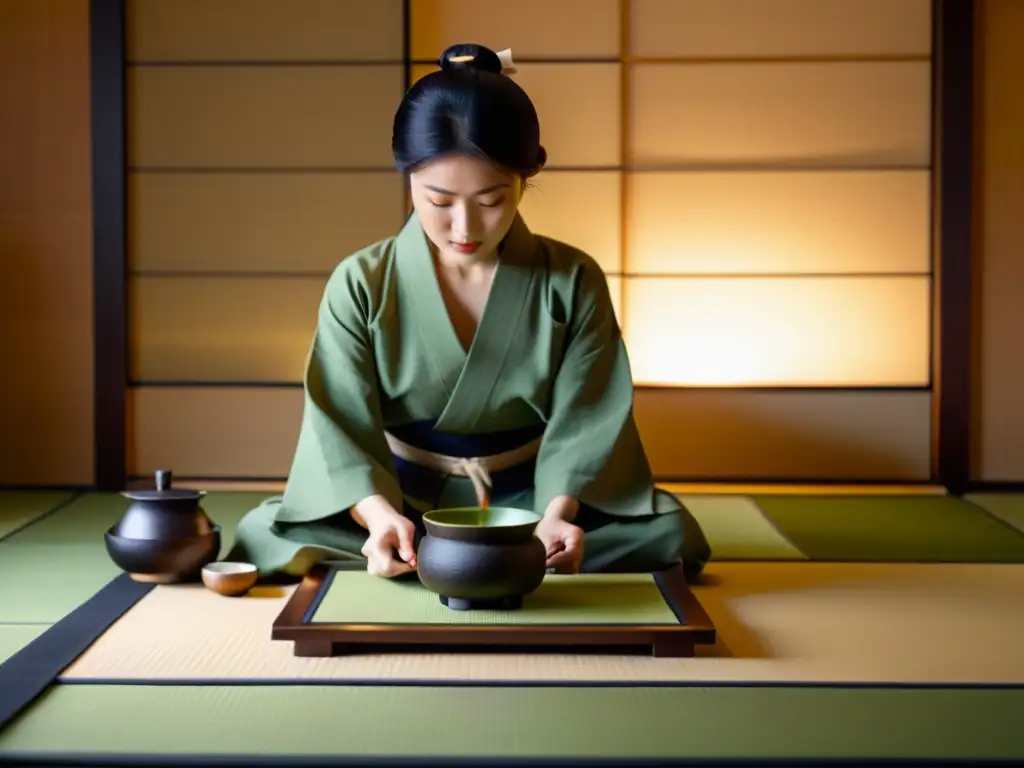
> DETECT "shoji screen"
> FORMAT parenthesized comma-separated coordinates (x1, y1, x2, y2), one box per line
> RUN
(622, 0, 934, 480)
(125, 0, 935, 484)
(125, 0, 406, 480)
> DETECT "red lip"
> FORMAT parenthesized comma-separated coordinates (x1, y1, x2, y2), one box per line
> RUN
(449, 241, 481, 254)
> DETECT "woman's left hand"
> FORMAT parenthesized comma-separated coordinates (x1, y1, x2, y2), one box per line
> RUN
(536, 496, 584, 573)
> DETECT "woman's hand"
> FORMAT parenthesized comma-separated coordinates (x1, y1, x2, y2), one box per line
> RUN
(536, 495, 584, 573)
(353, 496, 418, 578)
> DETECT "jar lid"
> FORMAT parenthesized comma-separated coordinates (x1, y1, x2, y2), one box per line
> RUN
(121, 469, 205, 501)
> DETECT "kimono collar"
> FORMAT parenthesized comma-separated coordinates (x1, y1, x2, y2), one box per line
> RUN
(392, 209, 541, 433)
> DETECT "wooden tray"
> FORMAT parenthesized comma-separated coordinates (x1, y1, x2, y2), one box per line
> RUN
(272, 561, 716, 658)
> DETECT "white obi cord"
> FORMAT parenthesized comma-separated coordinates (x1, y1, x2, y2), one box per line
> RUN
(383, 431, 542, 509)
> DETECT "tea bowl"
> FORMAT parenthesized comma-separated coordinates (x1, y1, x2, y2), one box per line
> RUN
(202, 561, 258, 597)
(416, 506, 546, 611)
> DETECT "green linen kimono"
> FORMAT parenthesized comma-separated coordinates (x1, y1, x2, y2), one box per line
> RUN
(231, 212, 711, 577)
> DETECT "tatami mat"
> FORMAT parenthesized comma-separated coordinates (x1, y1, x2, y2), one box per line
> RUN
(0, 496, 124, 624)
(0, 626, 46, 664)
(2, 684, 1022, 761)
(966, 493, 1024, 535)
(0, 491, 75, 540)
(3, 490, 1024, 763)
(754, 494, 1024, 562)
(314, 571, 681, 625)
(60, 562, 1024, 685)
(681, 495, 805, 560)
(661, 483, 948, 496)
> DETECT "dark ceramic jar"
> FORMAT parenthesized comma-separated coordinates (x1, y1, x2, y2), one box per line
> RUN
(115, 469, 213, 540)
(104, 469, 221, 583)
(416, 507, 547, 611)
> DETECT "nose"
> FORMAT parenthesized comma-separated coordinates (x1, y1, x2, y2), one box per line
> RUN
(450, 202, 480, 241)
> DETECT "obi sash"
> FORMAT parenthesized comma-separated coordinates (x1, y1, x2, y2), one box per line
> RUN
(384, 420, 545, 506)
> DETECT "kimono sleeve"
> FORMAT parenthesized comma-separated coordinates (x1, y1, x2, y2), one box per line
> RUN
(533, 260, 657, 518)
(276, 264, 403, 523)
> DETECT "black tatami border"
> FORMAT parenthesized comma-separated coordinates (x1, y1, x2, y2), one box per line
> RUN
(0, 575, 153, 732)
(52, 677, 1024, 690)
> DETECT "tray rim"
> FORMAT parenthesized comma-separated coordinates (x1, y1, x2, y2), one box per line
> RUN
(271, 561, 717, 648)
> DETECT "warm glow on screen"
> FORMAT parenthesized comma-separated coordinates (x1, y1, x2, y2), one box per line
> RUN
(518, 171, 622, 275)
(624, 171, 930, 275)
(622, 277, 930, 387)
(616, 170, 932, 387)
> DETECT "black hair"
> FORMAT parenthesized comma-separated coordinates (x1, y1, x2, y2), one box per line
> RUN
(391, 43, 547, 178)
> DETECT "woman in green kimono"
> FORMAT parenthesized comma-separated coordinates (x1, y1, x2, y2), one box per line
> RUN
(232, 43, 711, 581)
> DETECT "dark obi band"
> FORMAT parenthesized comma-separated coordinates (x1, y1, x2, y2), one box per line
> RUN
(386, 420, 545, 505)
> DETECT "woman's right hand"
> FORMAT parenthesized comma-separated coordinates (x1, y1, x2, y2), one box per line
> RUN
(354, 497, 418, 578)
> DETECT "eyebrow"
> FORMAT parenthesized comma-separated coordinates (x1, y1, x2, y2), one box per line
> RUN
(424, 183, 510, 196)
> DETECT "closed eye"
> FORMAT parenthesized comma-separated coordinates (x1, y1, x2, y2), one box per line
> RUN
(429, 198, 505, 209)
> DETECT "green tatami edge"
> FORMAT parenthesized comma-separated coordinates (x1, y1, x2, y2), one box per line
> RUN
(965, 493, 1024, 535)
(0, 491, 77, 540)
(753, 494, 1024, 562)
(678, 494, 807, 560)
(1, 684, 1022, 761)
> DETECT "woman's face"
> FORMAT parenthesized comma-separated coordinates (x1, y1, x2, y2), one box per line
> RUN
(409, 154, 524, 263)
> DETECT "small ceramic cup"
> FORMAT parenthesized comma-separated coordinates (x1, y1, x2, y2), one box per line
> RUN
(201, 561, 258, 597)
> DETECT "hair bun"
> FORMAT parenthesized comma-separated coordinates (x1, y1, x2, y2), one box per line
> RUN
(439, 43, 503, 75)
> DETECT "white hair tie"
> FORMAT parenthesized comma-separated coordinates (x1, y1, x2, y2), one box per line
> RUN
(496, 48, 517, 76)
